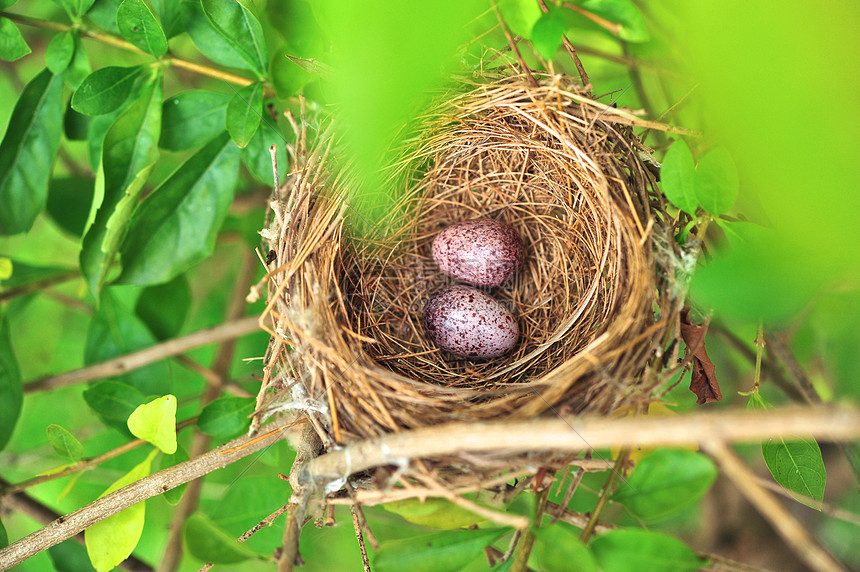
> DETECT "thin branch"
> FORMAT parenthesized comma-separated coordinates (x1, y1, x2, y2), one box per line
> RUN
(1, 418, 197, 498)
(703, 440, 848, 572)
(536, 0, 590, 89)
(307, 405, 860, 484)
(0, 418, 293, 570)
(24, 316, 261, 393)
(0, 271, 79, 302)
(579, 448, 628, 542)
(0, 11, 255, 87)
(0, 479, 153, 572)
(491, 0, 538, 87)
(158, 250, 259, 572)
(278, 425, 322, 572)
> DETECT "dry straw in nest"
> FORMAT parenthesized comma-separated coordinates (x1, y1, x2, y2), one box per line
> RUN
(257, 73, 683, 475)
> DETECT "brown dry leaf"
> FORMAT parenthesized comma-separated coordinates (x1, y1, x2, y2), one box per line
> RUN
(680, 310, 723, 404)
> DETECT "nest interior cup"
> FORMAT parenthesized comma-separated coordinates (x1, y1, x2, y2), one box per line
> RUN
(265, 73, 678, 445)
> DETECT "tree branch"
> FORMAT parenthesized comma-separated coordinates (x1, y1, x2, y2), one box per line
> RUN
(0, 478, 153, 572)
(306, 405, 860, 484)
(703, 439, 848, 572)
(0, 419, 293, 570)
(24, 316, 261, 393)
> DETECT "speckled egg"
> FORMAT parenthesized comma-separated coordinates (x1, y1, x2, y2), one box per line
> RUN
(431, 218, 525, 288)
(423, 285, 519, 359)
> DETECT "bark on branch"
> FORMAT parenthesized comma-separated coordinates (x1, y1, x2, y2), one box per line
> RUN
(0, 419, 292, 571)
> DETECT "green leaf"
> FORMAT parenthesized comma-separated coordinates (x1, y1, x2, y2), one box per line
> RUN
(80, 76, 162, 297)
(0, 0, 17, 10)
(51, 0, 97, 19)
(127, 394, 177, 453)
(117, 132, 239, 285)
(159, 90, 230, 151)
(117, 0, 168, 57)
(64, 31, 91, 89)
(534, 524, 597, 572)
(0, 517, 7, 549)
(46, 175, 96, 237)
(200, 0, 267, 75)
(183, 512, 260, 564)
(578, 0, 649, 42)
(135, 274, 191, 339)
(498, 0, 543, 39)
(197, 396, 255, 438)
(0, 315, 23, 451)
(611, 448, 717, 522)
(49, 539, 97, 572)
(85, 449, 156, 572)
(83, 380, 147, 433)
(695, 146, 739, 216)
(151, 0, 182, 38)
(46, 423, 84, 461)
(241, 122, 283, 184)
(46, 30, 75, 74)
(71, 65, 144, 116)
(382, 498, 486, 529)
(749, 392, 826, 509)
(0, 68, 64, 235)
(531, 7, 566, 60)
(374, 528, 506, 572)
(158, 446, 189, 505)
(86, 0, 122, 32)
(226, 82, 263, 148)
(590, 529, 705, 572)
(660, 139, 699, 215)
(0, 17, 31, 61)
(270, 47, 314, 99)
(180, 0, 262, 74)
(85, 289, 171, 396)
(65, 104, 91, 140)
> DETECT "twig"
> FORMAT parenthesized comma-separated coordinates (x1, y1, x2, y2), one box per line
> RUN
(0, 479, 153, 572)
(277, 425, 322, 572)
(239, 503, 290, 543)
(0, 11, 255, 87)
(0, 418, 292, 570)
(158, 250, 258, 572)
(24, 316, 261, 393)
(1, 418, 197, 497)
(535, 0, 590, 90)
(579, 448, 629, 542)
(702, 439, 848, 572)
(491, 0, 538, 87)
(753, 323, 765, 391)
(511, 481, 551, 572)
(0, 271, 79, 301)
(307, 405, 860, 483)
(349, 502, 371, 572)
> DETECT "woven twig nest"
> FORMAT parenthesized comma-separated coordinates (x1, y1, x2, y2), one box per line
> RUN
(260, 73, 681, 475)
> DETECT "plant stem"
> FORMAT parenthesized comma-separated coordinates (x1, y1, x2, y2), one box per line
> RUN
(579, 448, 628, 542)
(510, 482, 552, 572)
(0, 10, 255, 87)
(306, 405, 860, 485)
(24, 315, 261, 393)
(0, 418, 293, 571)
(753, 322, 764, 391)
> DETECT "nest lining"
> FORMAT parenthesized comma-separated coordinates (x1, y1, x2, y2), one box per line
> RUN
(261, 73, 680, 448)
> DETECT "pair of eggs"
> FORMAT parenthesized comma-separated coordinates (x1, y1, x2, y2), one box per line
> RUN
(423, 218, 524, 359)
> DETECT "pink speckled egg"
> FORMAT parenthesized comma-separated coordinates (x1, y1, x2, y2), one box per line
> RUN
(431, 218, 524, 288)
(423, 285, 519, 359)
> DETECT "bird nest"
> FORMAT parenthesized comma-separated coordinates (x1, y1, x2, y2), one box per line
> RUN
(258, 73, 682, 477)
